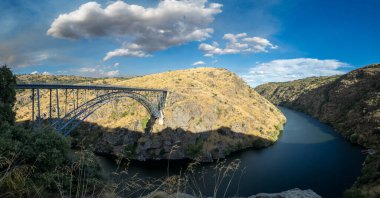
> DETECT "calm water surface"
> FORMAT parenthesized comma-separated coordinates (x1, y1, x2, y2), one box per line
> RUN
(98, 107, 365, 198)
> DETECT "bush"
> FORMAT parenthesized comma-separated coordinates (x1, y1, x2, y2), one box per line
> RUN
(186, 138, 204, 157)
(0, 65, 74, 196)
(343, 188, 364, 198)
(141, 116, 150, 129)
(123, 143, 137, 158)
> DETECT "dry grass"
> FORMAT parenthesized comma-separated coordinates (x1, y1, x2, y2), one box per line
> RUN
(15, 67, 286, 142)
(114, 67, 285, 140)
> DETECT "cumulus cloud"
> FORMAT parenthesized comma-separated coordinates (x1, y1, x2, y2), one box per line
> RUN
(199, 33, 277, 56)
(30, 71, 50, 75)
(241, 58, 349, 87)
(76, 67, 120, 77)
(192, 61, 206, 66)
(47, 0, 222, 60)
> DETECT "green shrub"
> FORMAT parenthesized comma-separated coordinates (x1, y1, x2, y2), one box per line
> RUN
(186, 138, 204, 157)
(343, 188, 364, 198)
(141, 116, 150, 129)
(0, 66, 102, 197)
(123, 143, 137, 158)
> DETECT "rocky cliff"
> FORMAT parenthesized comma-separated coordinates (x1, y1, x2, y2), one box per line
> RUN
(15, 67, 286, 162)
(255, 64, 380, 197)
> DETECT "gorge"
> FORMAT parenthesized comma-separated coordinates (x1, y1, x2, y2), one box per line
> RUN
(11, 66, 378, 197)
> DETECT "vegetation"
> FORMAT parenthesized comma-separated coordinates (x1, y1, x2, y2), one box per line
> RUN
(0, 65, 103, 197)
(186, 138, 204, 157)
(16, 74, 130, 85)
(123, 143, 137, 158)
(141, 116, 150, 129)
(344, 188, 364, 198)
(0, 65, 17, 125)
(1, 65, 252, 197)
(14, 67, 286, 162)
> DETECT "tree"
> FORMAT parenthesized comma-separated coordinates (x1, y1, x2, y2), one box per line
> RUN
(0, 65, 17, 125)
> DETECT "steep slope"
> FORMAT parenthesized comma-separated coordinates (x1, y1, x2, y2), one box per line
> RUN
(255, 64, 380, 197)
(15, 68, 286, 161)
(116, 68, 284, 136)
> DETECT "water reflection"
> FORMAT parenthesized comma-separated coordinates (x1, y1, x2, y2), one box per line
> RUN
(278, 107, 336, 144)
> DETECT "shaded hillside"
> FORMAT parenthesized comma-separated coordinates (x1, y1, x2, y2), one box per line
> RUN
(15, 67, 286, 161)
(256, 64, 380, 197)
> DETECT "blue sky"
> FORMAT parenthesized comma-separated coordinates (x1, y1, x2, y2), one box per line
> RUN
(1, 0, 379, 86)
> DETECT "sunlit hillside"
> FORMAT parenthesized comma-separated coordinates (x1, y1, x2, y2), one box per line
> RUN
(15, 67, 286, 161)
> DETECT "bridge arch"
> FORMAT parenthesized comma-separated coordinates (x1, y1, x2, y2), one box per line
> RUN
(16, 84, 168, 136)
(56, 91, 162, 136)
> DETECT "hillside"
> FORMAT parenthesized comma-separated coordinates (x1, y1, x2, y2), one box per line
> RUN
(15, 68, 286, 161)
(16, 74, 129, 85)
(255, 64, 380, 197)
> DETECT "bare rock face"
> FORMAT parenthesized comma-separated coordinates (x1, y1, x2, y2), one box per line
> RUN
(142, 188, 321, 198)
(248, 188, 321, 198)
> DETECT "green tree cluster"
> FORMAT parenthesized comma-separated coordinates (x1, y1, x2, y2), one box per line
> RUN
(0, 65, 16, 125)
(0, 65, 73, 196)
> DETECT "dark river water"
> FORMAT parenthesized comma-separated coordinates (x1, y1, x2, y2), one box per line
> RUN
(97, 107, 365, 198)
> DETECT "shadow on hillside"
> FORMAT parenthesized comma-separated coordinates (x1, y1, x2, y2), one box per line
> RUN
(16, 119, 277, 162)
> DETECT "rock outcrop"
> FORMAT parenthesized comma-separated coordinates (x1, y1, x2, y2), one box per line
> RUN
(142, 188, 321, 198)
(255, 64, 380, 197)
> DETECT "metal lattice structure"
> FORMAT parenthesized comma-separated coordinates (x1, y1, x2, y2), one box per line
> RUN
(16, 84, 168, 136)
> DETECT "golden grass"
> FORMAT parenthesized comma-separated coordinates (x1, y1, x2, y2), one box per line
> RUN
(15, 67, 286, 142)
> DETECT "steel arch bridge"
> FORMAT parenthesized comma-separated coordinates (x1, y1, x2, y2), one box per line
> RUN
(16, 84, 168, 136)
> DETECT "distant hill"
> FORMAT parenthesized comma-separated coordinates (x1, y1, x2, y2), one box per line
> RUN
(15, 68, 286, 162)
(16, 74, 130, 85)
(256, 64, 380, 197)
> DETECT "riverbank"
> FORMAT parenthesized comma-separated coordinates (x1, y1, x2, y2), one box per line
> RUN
(95, 107, 364, 198)
(255, 64, 380, 197)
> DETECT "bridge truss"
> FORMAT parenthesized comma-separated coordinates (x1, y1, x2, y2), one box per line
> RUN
(16, 84, 168, 136)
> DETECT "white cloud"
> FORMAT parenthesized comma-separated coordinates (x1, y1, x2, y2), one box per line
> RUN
(42, 71, 51, 75)
(47, 0, 222, 60)
(241, 58, 349, 87)
(31, 71, 39, 74)
(104, 70, 120, 77)
(104, 48, 150, 61)
(113, 62, 120, 67)
(192, 61, 206, 66)
(199, 33, 277, 56)
(76, 66, 120, 77)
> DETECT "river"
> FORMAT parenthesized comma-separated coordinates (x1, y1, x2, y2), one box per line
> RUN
(97, 107, 365, 198)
